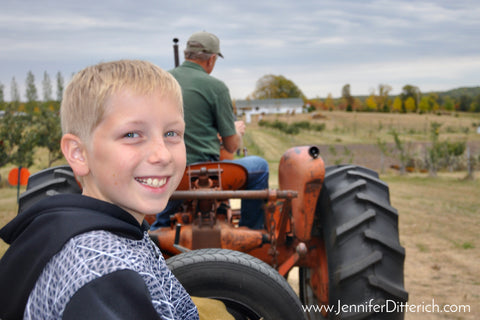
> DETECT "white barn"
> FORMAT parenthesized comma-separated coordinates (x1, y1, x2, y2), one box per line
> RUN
(235, 98, 304, 123)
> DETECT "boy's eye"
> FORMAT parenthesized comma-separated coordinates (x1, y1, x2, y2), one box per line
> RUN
(165, 131, 178, 137)
(124, 132, 139, 138)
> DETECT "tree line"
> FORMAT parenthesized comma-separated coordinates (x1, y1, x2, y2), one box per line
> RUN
(2, 71, 480, 113)
(248, 75, 480, 113)
(332, 84, 480, 113)
(1, 71, 479, 173)
(0, 71, 65, 105)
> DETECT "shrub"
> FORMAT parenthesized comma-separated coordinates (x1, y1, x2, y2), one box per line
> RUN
(258, 119, 325, 135)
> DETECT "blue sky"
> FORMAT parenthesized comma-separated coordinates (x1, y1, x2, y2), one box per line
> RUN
(1, 0, 479, 101)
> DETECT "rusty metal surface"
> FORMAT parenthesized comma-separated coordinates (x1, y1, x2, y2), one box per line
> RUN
(192, 223, 221, 249)
(177, 162, 248, 191)
(151, 221, 265, 255)
(279, 146, 325, 242)
(170, 189, 297, 200)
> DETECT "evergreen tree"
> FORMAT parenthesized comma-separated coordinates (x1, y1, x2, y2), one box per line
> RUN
(10, 77, 20, 103)
(25, 71, 38, 103)
(25, 71, 39, 112)
(56, 71, 64, 102)
(42, 71, 53, 102)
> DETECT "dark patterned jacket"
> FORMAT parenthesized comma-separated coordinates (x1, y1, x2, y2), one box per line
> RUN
(0, 194, 198, 320)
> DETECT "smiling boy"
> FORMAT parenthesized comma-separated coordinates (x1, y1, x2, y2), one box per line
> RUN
(0, 60, 198, 319)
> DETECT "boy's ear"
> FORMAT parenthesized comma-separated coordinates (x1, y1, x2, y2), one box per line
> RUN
(61, 133, 90, 177)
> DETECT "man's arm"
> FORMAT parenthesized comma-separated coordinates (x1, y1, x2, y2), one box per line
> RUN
(222, 120, 245, 153)
(222, 134, 241, 153)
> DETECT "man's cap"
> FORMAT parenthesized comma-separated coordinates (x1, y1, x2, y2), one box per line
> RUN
(185, 31, 224, 58)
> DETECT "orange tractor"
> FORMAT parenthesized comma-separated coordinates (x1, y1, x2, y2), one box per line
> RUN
(19, 145, 407, 319)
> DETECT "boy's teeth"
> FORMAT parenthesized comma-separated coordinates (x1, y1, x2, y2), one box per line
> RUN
(138, 177, 166, 187)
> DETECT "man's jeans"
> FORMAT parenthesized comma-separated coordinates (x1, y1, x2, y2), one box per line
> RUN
(150, 156, 269, 230)
(226, 156, 269, 229)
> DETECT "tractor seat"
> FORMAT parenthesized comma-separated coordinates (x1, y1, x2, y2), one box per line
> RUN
(176, 162, 247, 191)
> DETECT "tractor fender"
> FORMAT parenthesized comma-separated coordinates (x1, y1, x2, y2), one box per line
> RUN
(279, 146, 325, 242)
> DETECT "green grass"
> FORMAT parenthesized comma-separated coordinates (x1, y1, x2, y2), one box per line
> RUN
(453, 241, 475, 250)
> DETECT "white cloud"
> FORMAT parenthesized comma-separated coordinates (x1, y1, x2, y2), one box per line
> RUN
(1, 0, 479, 101)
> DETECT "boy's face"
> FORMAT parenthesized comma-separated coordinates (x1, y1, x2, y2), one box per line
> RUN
(80, 89, 186, 223)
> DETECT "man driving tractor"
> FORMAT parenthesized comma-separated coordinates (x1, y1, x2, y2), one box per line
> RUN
(151, 31, 269, 231)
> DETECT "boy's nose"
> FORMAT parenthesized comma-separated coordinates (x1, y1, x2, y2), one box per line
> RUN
(148, 138, 172, 164)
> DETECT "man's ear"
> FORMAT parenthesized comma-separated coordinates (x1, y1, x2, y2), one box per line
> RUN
(204, 54, 217, 74)
(61, 133, 90, 177)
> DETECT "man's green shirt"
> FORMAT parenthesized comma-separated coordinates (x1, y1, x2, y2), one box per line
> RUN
(170, 61, 237, 164)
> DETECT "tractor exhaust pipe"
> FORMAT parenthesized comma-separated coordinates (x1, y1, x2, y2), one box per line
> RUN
(173, 38, 179, 67)
(308, 145, 320, 159)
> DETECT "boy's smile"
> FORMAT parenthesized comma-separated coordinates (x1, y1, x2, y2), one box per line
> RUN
(78, 89, 186, 224)
(135, 177, 167, 188)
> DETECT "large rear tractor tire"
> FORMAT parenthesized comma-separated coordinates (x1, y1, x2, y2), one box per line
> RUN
(300, 165, 408, 319)
(167, 248, 306, 320)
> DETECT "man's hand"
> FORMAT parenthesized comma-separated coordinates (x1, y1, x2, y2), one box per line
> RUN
(235, 121, 245, 136)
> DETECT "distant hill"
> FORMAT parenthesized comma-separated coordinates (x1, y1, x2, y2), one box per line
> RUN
(308, 86, 480, 105)
(352, 86, 480, 101)
(432, 86, 480, 99)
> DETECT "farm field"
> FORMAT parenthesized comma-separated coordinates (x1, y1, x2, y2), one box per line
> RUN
(1, 111, 479, 318)
(250, 111, 480, 319)
(385, 173, 479, 319)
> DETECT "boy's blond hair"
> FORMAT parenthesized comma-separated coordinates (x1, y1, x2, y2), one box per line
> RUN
(61, 60, 183, 141)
